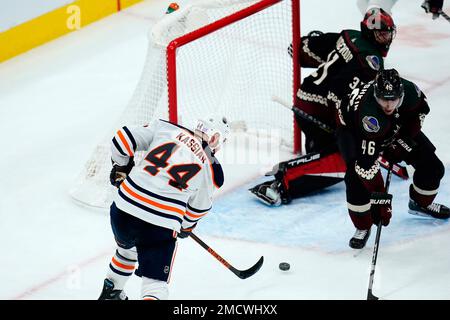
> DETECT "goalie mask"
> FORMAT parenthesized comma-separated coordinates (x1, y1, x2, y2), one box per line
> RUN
(361, 7, 396, 57)
(195, 115, 230, 152)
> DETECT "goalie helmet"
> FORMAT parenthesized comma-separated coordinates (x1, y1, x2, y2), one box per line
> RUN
(361, 7, 396, 57)
(195, 115, 230, 152)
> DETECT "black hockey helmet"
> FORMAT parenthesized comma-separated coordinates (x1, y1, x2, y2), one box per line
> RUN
(361, 7, 396, 57)
(373, 68, 404, 101)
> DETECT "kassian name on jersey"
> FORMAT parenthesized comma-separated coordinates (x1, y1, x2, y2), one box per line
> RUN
(175, 132, 207, 163)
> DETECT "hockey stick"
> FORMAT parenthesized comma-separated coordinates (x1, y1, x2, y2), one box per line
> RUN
(271, 95, 409, 180)
(272, 95, 334, 134)
(367, 165, 393, 300)
(190, 233, 264, 279)
(442, 11, 450, 22)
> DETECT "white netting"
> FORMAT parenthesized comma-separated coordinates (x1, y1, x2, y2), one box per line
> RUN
(70, 0, 295, 208)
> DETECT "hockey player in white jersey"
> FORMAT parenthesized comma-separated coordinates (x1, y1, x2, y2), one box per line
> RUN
(98, 115, 230, 300)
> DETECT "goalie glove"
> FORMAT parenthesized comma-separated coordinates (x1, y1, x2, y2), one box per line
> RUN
(110, 157, 135, 188)
(421, 0, 444, 20)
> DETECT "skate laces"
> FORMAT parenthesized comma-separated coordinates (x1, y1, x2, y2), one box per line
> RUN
(353, 229, 368, 239)
(427, 203, 441, 213)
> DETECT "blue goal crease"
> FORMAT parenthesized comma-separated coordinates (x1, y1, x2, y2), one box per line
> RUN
(199, 166, 450, 253)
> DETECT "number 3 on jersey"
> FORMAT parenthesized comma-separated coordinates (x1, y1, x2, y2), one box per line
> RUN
(144, 142, 201, 190)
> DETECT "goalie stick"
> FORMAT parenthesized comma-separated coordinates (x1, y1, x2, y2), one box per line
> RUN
(271, 95, 409, 180)
(190, 233, 264, 279)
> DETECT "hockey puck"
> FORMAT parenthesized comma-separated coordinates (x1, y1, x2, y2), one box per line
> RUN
(279, 262, 290, 271)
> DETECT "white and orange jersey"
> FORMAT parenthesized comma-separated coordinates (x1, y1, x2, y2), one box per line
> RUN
(111, 119, 224, 232)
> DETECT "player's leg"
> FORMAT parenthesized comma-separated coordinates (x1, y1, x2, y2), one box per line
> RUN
(99, 203, 138, 300)
(405, 132, 449, 219)
(345, 168, 375, 249)
(135, 226, 178, 300)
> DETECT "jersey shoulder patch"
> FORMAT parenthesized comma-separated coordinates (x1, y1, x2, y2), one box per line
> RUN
(362, 116, 380, 133)
(365, 55, 381, 71)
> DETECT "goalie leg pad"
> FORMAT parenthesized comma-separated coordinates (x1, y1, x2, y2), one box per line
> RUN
(283, 151, 346, 198)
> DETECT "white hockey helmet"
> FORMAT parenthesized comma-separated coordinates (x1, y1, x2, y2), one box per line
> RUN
(195, 115, 230, 151)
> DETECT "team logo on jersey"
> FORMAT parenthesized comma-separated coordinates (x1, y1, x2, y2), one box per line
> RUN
(164, 266, 170, 274)
(366, 55, 381, 70)
(362, 116, 380, 133)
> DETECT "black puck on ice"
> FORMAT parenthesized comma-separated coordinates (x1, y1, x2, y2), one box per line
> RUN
(279, 262, 290, 271)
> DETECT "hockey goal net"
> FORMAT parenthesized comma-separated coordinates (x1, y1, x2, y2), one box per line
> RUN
(70, 0, 300, 208)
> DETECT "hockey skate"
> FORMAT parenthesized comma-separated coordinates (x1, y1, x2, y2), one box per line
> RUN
(408, 199, 450, 219)
(98, 279, 128, 300)
(249, 180, 291, 206)
(349, 228, 371, 249)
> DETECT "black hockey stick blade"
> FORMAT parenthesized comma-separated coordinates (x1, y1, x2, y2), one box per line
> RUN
(231, 256, 264, 279)
(190, 233, 264, 280)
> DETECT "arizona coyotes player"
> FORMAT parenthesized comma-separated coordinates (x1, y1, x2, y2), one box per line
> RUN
(98, 115, 230, 300)
(337, 69, 450, 249)
(250, 8, 396, 206)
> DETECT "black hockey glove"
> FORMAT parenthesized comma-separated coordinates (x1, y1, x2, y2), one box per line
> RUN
(178, 223, 197, 239)
(371, 192, 393, 226)
(110, 157, 135, 188)
(421, 0, 444, 19)
(382, 137, 417, 164)
(289, 30, 324, 57)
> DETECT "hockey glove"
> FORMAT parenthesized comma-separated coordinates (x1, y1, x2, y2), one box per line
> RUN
(421, 0, 444, 19)
(382, 137, 417, 164)
(110, 158, 135, 188)
(371, 192, 393, 226)
(178, 223, 197, 239)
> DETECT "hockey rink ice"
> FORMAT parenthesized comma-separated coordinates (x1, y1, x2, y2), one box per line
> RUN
(0, 0, 449, 300)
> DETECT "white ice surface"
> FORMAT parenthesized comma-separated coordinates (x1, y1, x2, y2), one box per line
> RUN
(0, 0, 449, 300)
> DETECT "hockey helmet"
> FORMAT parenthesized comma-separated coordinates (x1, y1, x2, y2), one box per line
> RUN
(374, 69, 404, 100)
(361, 7, 396, 57)
(195, 115, 230, 151)
(373, 68, 404, 113)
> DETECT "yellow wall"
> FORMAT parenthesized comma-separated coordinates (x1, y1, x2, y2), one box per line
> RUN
(121, 0, 143, 9)
(0, 0, 143, 63)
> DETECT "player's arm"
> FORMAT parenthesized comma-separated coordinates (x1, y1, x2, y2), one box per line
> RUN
(399, 85, 430, 138)
(289, 31, 340, 68)
(179, 162, 224, 238)
(109, 121, 158, 187)
(383, 85, 430, 164)
(178, 183, 213, 239)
